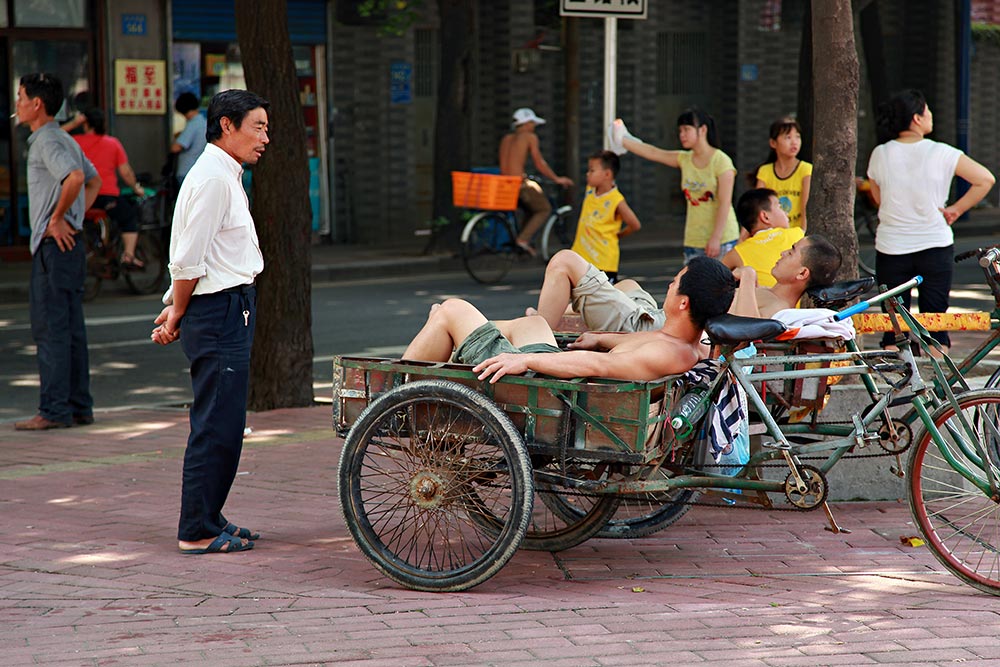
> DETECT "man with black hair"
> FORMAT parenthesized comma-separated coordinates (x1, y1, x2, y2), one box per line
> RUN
(403, 256, 737, 383)
(14, 73, 102, 431)
(151, 89, 270, 555)
(171, 92, 207, 183)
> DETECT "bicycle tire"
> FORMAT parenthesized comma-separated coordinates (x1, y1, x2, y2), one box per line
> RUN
(338, 380, 533, 592)
(461, 212, 517, 284)
(908, 389, 1000, 595)
(855, 210, 878, 277)
(123, 231, 167, 295)
(539, 207, 576, 262)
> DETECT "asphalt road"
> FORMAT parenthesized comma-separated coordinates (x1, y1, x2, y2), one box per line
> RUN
(1, 244, 996, 423)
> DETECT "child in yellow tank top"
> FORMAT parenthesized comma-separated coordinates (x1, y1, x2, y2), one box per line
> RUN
(570, 150, 641, 281)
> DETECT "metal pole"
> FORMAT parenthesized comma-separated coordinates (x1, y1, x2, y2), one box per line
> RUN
(603, 16, 617, 149)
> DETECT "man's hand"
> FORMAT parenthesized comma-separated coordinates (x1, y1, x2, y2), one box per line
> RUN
(567, 332, 603, 351)
(473, 353, 530, 384)
(46, 216, 77, 251)
(555, 176, 574, 188)
(151, 305, 182, 346)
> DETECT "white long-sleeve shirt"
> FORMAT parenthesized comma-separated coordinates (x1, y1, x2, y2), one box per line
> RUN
(162, 143, 263, 304)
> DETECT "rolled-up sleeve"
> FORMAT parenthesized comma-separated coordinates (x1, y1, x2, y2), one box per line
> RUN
(168, 176, 232, 281)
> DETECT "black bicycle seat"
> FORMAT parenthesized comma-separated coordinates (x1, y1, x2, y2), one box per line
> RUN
(806, 277, 875, 308)
(704, 314, 787, 346)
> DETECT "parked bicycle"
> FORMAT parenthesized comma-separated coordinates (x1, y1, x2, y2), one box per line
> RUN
(82, 185, 167, 301)
(452, 171, 575, 284)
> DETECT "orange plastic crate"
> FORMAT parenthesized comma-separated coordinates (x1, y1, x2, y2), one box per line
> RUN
(451, 171, 521, 210)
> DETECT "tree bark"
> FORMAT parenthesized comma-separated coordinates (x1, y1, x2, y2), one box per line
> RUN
(235, 0, 315, 409)
(810, 0, 860, 280)
(431, 0, 475, 250)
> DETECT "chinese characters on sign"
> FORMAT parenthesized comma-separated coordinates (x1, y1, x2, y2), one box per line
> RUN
(560, 0, 647, 19)
(115, 59, 166, 115)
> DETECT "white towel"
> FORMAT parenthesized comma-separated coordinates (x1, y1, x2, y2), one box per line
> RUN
(771, 308, 856, 341)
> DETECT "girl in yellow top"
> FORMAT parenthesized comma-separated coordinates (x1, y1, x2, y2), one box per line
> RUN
(754, 117, 812, 231)
(610, 108, 739, 263)
(570, 150, 641, 282)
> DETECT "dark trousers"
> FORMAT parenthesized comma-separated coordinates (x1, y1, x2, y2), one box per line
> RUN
(29, 240, 93, 424)
(177, 286, 256, 541)
(93, 194, 138, 233)
(876, 245, 953, 348)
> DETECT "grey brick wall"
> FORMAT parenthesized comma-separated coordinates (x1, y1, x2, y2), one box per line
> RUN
(326, 0, 994, 247)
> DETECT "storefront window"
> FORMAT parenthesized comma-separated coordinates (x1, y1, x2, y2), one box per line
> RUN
(14, 0, 86, 28)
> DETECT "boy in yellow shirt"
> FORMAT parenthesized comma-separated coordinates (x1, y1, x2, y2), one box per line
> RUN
(569, 150, 641, 282)
(722, 188, 804, 288)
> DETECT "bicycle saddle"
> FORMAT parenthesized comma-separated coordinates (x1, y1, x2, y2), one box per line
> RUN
(806, 277, 876, 309)
(703, 314, 787, 346)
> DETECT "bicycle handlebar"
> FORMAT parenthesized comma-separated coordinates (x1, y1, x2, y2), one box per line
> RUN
(833, 276, 923, 321)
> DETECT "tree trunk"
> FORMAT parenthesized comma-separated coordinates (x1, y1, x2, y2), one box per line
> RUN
(235, 0, 315, 409)
(431, 0, 475, 251)
(810, 0, 859, 280)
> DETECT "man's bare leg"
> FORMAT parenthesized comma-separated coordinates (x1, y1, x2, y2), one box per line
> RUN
(402, 299, 490, 361)
(496, 315, 559, 348)
(530, 250, 593, 329)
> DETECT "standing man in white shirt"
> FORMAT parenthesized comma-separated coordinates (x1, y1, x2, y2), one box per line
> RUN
(150, 89, 269, 555)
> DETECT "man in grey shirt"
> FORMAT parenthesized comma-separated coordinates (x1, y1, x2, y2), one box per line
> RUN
(14, 73, 101, 431)
(171, 92, 207, 183)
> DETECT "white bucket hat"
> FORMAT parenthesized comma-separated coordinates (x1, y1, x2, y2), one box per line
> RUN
(512, 108, 546, 126)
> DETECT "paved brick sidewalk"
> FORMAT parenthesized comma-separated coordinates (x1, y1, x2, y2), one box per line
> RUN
(2, 406, 997, 666)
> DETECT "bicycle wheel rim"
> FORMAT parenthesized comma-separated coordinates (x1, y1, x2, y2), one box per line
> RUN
(908, 390, 1000, 595)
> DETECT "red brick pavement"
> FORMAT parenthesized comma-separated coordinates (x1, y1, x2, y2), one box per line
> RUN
(1, 406, 997, 666)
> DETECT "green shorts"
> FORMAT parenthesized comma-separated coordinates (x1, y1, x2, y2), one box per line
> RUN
(453, 322, 561, 366)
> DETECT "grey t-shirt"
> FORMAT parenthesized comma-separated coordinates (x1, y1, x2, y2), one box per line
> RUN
(26, 121, 98, 254)
(175, 113, 207, 180)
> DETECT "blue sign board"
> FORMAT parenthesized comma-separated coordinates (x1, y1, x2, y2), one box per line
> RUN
(122, 14, 147, 36)
(741, 64, 759, 82)
(390, 61, 412, 105)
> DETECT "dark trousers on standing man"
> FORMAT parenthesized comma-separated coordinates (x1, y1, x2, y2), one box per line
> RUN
(177, 285, 256, 541)
(29, 239, 93, 425)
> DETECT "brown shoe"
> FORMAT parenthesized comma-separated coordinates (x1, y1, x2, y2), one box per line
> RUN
(14, 414, 71, 431)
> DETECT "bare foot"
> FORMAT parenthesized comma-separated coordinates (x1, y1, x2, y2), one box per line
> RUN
(429, 303, 441, 315)
(525, 306, 538, 317)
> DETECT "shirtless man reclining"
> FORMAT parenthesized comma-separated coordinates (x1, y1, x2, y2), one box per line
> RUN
(402, 256, 736, 383)
(527, 234, 842, 332)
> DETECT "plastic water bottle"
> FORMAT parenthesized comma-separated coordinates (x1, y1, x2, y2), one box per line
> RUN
(671, 385, 710, 440)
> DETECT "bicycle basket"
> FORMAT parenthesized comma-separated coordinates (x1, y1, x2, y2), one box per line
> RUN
(451, 171, 521, 210)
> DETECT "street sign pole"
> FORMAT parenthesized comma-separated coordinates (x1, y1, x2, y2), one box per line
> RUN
(603, 17, 617, 150)
(560, 1, 647, 150)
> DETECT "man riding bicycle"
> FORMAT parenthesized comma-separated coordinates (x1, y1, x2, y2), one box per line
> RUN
(499, 108, 573, 257)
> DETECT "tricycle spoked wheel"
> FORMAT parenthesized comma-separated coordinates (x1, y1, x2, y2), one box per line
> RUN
(338, 380, 533, 592)
(908, 389, 1000, 595)
(521, 458, 622, 551)
(461, 212, 516, 284)
(124, 232, 167, 295)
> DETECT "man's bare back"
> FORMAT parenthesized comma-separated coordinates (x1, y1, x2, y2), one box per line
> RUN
(499, 131, 533, 176)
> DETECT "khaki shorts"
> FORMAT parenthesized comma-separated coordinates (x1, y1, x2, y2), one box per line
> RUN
(571, 264, 666, 332)
(453, 322, 561, 366)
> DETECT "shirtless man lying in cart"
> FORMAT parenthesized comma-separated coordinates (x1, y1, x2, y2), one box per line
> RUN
(402, 256, 736, 383)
